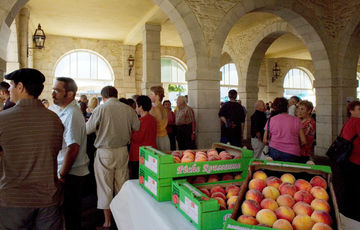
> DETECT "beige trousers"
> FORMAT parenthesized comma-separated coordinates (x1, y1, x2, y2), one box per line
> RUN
(94, 146, 129, 209)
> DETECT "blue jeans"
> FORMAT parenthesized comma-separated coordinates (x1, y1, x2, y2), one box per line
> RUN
(269, 147, 308, 163)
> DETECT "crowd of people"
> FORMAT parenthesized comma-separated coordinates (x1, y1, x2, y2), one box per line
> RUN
(1, 67, 360, 229)
(0, 68, 198, 230)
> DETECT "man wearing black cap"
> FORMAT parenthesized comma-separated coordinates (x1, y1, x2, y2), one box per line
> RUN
(0, 68, 64, 230)
(0, 81, 15, 110)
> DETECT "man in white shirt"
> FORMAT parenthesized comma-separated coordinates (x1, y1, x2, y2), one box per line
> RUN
(288, 96, 300, 116)
(52, 77, 89, 230)
(87, 86, 139, 229)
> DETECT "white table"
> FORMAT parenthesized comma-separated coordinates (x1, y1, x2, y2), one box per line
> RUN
(111, 180, 359, 230)
(110, 180, 196, 230)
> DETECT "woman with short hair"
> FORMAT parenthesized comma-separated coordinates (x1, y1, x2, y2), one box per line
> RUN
(175, 96, 196, 150)
(263, 97, 306, 163)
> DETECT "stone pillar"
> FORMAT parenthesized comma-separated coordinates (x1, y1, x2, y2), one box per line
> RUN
(17, 8, 29, 68)
(187, 66, 221, 148)
(0, 21, 12, 78)
(0, 58, 6, 79)
(119, 45, 137, 98)
(141, 23, 161, 95)
(6, 21, 20, 73)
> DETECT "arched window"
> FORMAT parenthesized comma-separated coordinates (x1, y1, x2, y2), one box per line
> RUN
(220, 63, 238, 102)
(54, 49, 114, 97)
(161, 57, 187, 106)
(283, 68, 315, 105)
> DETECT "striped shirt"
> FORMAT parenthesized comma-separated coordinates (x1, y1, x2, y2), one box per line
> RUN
(0, 99, 64, 207)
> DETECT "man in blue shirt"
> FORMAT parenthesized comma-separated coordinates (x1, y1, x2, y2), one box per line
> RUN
(52, 77, 89, 230)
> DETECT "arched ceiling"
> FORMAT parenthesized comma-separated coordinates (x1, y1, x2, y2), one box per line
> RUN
(26, 0, 311, 59)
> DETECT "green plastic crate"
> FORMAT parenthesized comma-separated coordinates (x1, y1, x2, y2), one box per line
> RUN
(138, 167, 172, 202)
(172, 179, 244, 230)
(223, 159, 342, 230)
(139, 143, 253, 179)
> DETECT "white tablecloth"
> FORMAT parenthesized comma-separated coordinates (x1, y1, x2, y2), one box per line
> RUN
(110, 180, 196, 230)
(111, 180, 359, 230)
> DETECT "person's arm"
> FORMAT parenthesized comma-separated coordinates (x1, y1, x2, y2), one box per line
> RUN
(131, 109, 140, 131)
(86, 108, 100, 134)
(299, 128, 307, 146)
(59, 143, 80, 181)
(218, 104, 227, 124)
(263, 130, 269, 144)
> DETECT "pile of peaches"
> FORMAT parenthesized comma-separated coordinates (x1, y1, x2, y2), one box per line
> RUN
(198, 184, 241, 210)
(189, 173, 242, 184)
(171, 149, 241, 163)
(237, 171, 333, 230)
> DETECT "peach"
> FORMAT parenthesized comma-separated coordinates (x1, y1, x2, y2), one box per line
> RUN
(241, 200, 261, 217)
(227, 196, 238, 209)
(273, 219, 293, 230)
(222, 174, 233, 181)
(262, 186, 280, 200)
(253, 171, 268, 181)
(276, 206, 295, 222)
(195, 151, 207, 157)
(310, 186, 329, 201)
(294, 190, 314, 204)
(260, 198, 279, 211)
(310, 176, 327, 189)
(249, 178, 267, 192)
(281, 173, 296, 184)
(227, 188, 240, 199)
(183, 149, 195, 156)
(311, 210, 332, 226)
(311, 199, 331, 213)
(292, 215, 315, 230)
(226, 185, 239, 193)
(293, 201, 314, 216)
(234, 155, 242, 159)
(192, 176, 207, 184)
(220, 155, 233, 160)
(171, 151, 182, 157)
(208, 155, 221, 161)
(256, 209, 277, 227)
(295, 179, 312, 192)
(214, 197, 226, 210)
(312, 222, 333, 230)
(199, 188, 210, 197)
(211, 192, 226, 200)
(237, 215, 259, 225)
(219, 151, 231, 158)
(246, 189, 264, 204)
(207, 149, 218, 156)
(277, 194, 295, 208)
(208, 175, 219, 183)
(173, 155, 181, 163)
(195, 155, 207, 162)
(183, 152, 195, 160)
(234, 174, 242, 180)
(210, 185, 225, 195)
(266, 176, 282, 189)
(280, 183, 297, 197)
(181, 157, 194, 163)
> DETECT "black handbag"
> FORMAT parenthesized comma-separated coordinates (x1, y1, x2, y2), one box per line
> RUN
(326, 124, 358, 163)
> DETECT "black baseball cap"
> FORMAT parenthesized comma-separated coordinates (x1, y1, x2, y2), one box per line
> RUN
(4, 68, 45, 84)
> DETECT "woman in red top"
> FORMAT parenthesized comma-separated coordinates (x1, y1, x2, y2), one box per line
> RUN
(129, 96, 157, 179)
(340, 100, 360, 221)
(297, 100, 316, 162)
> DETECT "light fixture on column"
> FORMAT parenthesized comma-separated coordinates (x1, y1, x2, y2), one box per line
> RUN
(128, 55, 135, 76)
(272, 62, 280, 82)
(27, 24, 46, 56)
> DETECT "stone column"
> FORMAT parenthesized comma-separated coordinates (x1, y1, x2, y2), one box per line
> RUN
(0, 21, 12, 78)
(141, 23, 161, 95)
(119, 45, 137, 98)
(187, 65, 221, 148)
(17, 8, 29, 68)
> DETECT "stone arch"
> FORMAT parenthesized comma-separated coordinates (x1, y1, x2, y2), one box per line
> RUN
(220, 52, 233, 67)
(213, 1, 333, 155)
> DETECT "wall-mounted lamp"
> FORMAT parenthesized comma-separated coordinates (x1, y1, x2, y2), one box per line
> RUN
(128, 55, 135, 76)
(272, 62, 280, 82)
(27, 24, 46, 56)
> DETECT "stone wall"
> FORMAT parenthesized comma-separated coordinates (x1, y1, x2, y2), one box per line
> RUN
(32, 34, 136, 102)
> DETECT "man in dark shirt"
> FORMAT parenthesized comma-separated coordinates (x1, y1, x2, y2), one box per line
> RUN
(0, 82, 15, 110)
(250, 100, 267, 158)
(218, 89, 245, 147)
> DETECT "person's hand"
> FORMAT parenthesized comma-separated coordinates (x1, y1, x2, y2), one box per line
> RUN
(58, 177, 65, 184)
